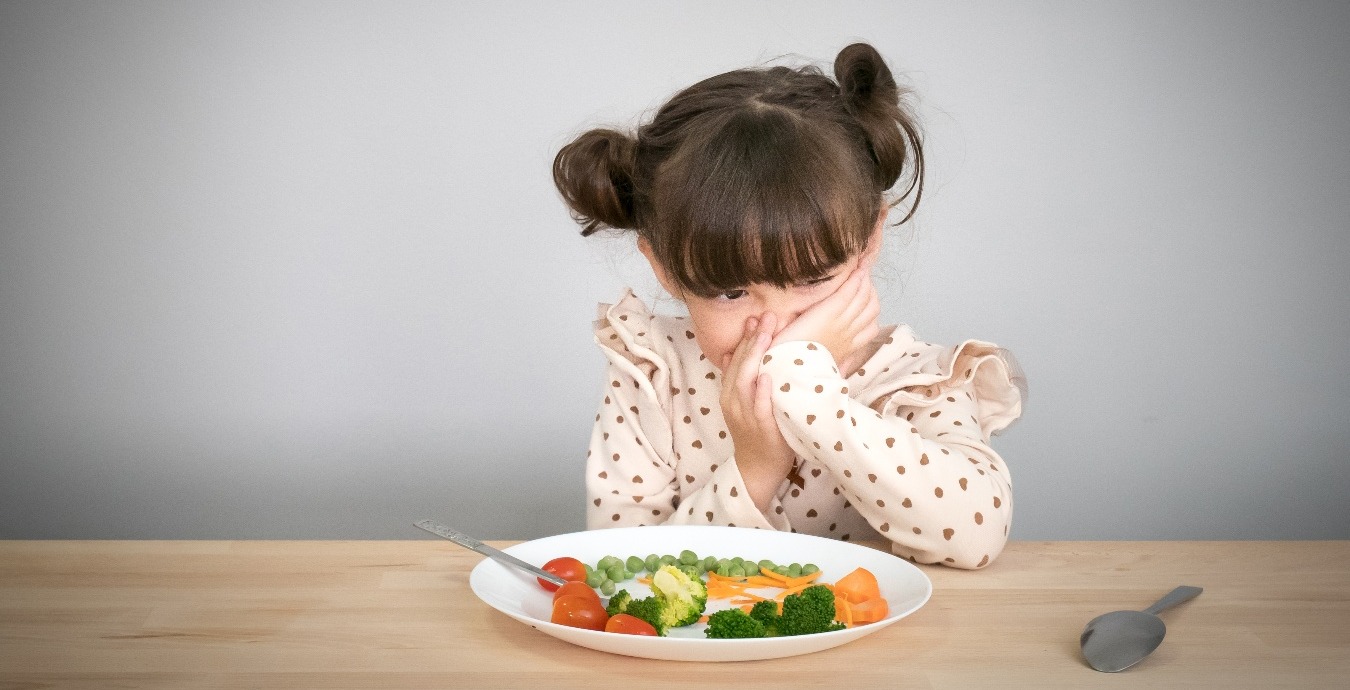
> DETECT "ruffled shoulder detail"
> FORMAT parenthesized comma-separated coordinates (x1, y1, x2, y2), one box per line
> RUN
(857, 326, 1027, 437)
(593, 289, 697, 402)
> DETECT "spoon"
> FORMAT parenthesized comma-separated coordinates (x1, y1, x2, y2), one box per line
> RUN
(1080, 585, 1203, 672)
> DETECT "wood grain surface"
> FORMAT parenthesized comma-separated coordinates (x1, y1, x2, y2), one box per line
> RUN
(2, 540, 1347, 688)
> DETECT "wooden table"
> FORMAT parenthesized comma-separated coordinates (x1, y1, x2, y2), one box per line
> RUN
(2, 540, 1347, 688)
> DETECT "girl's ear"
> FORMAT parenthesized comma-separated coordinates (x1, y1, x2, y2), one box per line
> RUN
(638, 237, 683, 300)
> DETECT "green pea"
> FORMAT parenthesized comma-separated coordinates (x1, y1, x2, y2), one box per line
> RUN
(606, 564, 625, 582)
(742, 561, 760, 576)
(585, 571, 605, 588)
(660, 554, 676, 567)
(644, 554, 660, 573)
(716, 562, 731, 577)
(775, 565, 790, 576)
(626, 556, 645, 573)
(802, 563, 820, 576)
(600, 579, 616, 596)
(787, 563, 803, 577)
(729, 564, 746, 578)
(758, 559, 776, 572)
(701, 556, 718, 572)
(597, 555, 618, 570)
(730, 556, 743, 566)
(679, 549, 698, 565)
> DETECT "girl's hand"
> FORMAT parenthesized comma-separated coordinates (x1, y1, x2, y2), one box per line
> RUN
(773, 264, 881, 376)
(720, 312, 796, 512)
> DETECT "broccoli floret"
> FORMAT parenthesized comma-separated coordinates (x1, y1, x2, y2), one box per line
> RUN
(605, 589, 633, 617)
(622, 595, 669, 636)
(746, 599, 783, 636)
(777, 584, 846, 636)
(648, 564, 708, 629)
(705, 608, 766, 639)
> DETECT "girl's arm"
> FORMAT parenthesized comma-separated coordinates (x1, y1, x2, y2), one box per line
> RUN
(762, 339, 1017, 569)
(587, 332, 792, 532)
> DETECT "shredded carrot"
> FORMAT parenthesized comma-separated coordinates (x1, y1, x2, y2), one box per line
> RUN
(835, 595, 853, 626)
(744, 575, 783, 587)
(759, 568, 824, 589)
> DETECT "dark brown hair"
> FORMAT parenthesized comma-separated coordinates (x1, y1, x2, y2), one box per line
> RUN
(553, 43, 924, 298)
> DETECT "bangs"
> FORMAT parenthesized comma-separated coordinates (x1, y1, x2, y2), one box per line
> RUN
(648, 105, 878, 297)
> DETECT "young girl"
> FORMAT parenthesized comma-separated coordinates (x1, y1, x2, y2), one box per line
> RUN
(553, 43, 1025, 569)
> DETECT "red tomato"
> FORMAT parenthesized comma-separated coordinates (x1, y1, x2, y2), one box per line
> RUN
(604, 613, 658, 636)
(537, 556, 587, 592)
(552, 580, 601, 603)
(551, 594, 609, 631)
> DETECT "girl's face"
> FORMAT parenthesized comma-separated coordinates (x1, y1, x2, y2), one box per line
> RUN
(639, 224, 881, 370)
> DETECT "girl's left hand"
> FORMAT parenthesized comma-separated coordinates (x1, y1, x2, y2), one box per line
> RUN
(772, 264, 881, 376)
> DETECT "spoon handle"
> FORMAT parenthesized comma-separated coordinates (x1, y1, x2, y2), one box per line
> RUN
(1143, 585, 1203, 616)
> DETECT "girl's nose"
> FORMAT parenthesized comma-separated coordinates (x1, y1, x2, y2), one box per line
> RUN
(758, 296, 804, 332)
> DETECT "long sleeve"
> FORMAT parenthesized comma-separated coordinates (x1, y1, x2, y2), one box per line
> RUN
(762, 339, 1018, 569)
(586, 294, 791, 531)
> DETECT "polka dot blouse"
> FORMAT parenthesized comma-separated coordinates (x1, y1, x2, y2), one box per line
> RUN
(587, 290, 1026, 569)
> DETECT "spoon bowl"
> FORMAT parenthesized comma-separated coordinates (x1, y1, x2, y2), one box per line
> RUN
(1080, 585, 1202, 672)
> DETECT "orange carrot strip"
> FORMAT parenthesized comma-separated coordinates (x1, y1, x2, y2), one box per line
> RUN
(759, 568, 824, 589)
(744, 575, 782, 587)
(706, 571, 750, 583)
(835, 596, 853, 626)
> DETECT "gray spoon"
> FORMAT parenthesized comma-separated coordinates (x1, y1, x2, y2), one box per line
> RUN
(1080, 585, 1203, 672)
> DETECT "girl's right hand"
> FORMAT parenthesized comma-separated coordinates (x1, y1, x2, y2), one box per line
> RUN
(720, 312, 796, 512)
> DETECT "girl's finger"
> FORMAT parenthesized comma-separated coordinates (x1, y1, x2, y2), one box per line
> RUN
(752, 372, 775, 425)
(729, 318, 766, 400)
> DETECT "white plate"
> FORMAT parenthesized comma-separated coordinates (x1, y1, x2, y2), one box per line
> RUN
(468, 525, 931, 662)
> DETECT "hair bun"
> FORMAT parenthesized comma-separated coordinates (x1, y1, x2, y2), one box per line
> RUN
(835, 42, 896, 111)
(832, 43, 919, 201)
(552, 128, 639, 235)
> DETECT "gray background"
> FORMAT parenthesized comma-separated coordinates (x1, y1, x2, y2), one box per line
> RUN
(2, 1, 1347, 541)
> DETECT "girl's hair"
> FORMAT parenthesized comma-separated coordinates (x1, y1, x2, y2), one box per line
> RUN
(553, 43, 924, 298)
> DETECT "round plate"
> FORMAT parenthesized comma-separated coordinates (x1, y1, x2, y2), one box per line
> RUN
(468, 525, 931, 662)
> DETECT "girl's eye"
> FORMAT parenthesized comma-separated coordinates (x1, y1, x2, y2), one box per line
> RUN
(800, 274, 837, 288)
(715, 289, 748, 301)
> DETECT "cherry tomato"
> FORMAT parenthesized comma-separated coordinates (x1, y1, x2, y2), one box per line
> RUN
(604, 613, 658, 636)
(551, 594, 609, 631)
(552, 580, 601, 604)
(537, 556, 587, 592)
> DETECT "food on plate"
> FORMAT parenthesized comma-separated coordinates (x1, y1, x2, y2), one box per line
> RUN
(603, 613, 658, 636)
(538, 548, 889, 638)
(550, 593, 608, 631)
(537, 556, 587, 592)
(706, 585, 844, 638)
(601, 564, 709, 635)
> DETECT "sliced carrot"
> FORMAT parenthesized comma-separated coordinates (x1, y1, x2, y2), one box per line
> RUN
(850, 596, 889, 624)
(832, 567, 881, 604)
